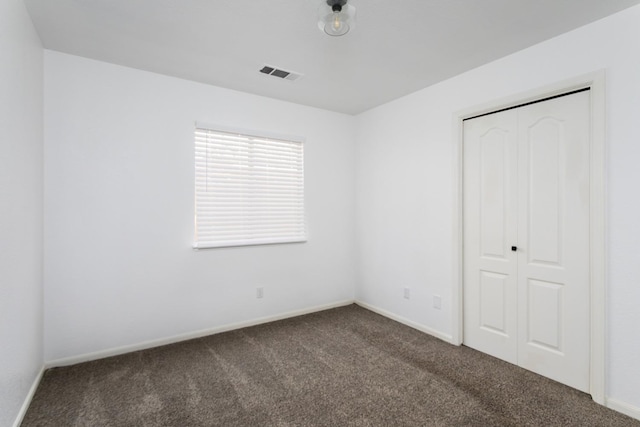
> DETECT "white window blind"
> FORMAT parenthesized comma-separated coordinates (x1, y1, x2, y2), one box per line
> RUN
(194, 125, 306, 249)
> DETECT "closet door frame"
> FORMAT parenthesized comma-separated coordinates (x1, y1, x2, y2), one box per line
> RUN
(451, 71, 606, 404)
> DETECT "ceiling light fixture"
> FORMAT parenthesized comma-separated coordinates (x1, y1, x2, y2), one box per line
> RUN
(318, 0, 356, 37)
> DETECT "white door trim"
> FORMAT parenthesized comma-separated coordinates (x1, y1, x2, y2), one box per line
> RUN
(451, 70, 606, 404)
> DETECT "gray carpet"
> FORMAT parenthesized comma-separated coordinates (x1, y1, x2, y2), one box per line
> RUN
(23, 304, 639, 426)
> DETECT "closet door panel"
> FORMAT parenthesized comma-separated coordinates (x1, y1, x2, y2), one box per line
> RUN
(463, 109, 518, 364)
(517, 91, 590, 393)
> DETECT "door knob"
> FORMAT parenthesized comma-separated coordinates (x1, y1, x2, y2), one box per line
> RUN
(511, 246, 517, 251)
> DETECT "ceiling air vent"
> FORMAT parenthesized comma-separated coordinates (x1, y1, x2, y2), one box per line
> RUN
(259, 65, 303, 82)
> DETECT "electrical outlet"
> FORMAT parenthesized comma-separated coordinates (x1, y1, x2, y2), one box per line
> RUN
(403, 287, 410, 299)
(256, 287, 264, 299)
(433, 295, 442, 309)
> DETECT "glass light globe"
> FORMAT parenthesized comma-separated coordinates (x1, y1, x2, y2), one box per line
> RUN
(317, 3, 356, 37)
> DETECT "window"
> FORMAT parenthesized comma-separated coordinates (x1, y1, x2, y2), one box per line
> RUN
(194, 124, 306, 249)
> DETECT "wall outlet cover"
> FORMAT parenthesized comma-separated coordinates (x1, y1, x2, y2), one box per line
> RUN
(433, 295, 442, 309)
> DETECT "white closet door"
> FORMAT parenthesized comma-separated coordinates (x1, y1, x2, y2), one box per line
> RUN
(516, 91, 590, 392)
(463, 109, 519, 364)
(463, 90, 590, 392)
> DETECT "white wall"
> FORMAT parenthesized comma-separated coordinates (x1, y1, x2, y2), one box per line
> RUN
(0, 1, 44, 425)
(44, 51, 356, 362)
(355, 5, 640, 410)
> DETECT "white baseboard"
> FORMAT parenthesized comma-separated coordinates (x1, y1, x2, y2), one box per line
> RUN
(607, 398, 640, 421)
(355, 300, 454, 344)
(12, 366, 45, 427)
(46, 299, 355, 368)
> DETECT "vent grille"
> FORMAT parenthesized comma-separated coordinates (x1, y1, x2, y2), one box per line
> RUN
(260, 65, 303, 82)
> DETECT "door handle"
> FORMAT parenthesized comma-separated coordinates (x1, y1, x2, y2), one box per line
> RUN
(511, 246, 517, 252)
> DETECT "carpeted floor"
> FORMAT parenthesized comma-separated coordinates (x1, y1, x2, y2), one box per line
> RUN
(23, 304, 639, 426)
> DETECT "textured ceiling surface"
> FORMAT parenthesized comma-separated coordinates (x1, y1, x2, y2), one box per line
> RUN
(25, 0, 640, 114)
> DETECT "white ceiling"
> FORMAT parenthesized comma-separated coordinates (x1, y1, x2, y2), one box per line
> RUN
(24, 0, 640, 115)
